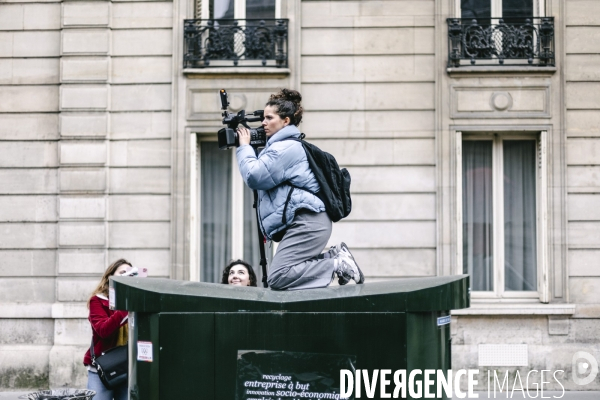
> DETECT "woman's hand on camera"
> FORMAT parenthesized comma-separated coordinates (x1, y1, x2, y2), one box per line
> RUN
(237, 127, 251, 146)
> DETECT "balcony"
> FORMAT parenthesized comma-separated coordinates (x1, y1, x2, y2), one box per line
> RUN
(183, 19, 288, 69)
(447, 17, 555, 68)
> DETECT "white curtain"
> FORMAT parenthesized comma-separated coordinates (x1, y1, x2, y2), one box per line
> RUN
(462, 141, 494, 291)
(503, 140, 537, 291)
(201, 143, 232, 283)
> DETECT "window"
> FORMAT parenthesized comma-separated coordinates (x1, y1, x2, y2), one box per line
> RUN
(190, 138, 272, 284)
(199, 0, 278, 20)
(457, 132, 548, 301)
(459, 0, 542, 20)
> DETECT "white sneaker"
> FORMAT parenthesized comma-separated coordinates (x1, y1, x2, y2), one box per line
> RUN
(333, 243, 365, 285)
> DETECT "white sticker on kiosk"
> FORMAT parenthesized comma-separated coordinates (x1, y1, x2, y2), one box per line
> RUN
(108, 287, 115, 309)
(137, 341, 153, 362)
(437, 315, 451, 326)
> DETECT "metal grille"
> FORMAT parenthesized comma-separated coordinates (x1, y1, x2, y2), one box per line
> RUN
(447, 17, 554, 67)
(183, 19, 288, 68)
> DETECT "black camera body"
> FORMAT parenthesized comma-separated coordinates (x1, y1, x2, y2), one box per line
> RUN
(218, 89, 266, 150)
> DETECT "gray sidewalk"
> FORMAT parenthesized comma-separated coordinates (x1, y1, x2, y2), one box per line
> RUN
(1, 391, 600, 400)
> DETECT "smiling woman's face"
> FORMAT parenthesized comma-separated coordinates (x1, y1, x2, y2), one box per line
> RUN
(228, 264, 251, 286)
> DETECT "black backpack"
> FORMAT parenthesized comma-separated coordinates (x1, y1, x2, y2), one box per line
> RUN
(289, 137, 352, 223)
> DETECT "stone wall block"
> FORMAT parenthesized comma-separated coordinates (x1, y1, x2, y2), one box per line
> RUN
(348, 193, 435, 221)
(60, 113, 108, 137)
(23, 3, 60, 29)
(58, 222, 105, 247)
(548, 316, 569, 336)
(0, 250, 55, 276)
(62, 2, 110, 27)
(567, 166, 600, 192)
(107, 249, 169, 276)
(329, 221, 435, 248)
(568, 249, 600, 276)
(0, 85, 58, 112)
(0, 319, 54, 345)
(0, 344, 52, 389)
(60, 169, 106, 193)
(58, 250, 106, 274)
(60, 142, 107, 165)
(567, 139, 600, 166)
(312, 138, 434, 166)
(111, 56, 172, 83)
(112, 29, 172, 56)
(108, 168, 170, 193)
(56, 278, 98, 302)
(49, 345, 88, 388)
(109, 140, 170, 167)
(0, 58, 60, 85)
(570, 278, 600, 303)
(111, 2, 173, 28)
(0, 170, 57, 194)
(0, 32, 60, 57)
(350, 166, 435, 193)
(0, 4, 24, 30)
(568, 222, 600, 248)
(108, 195, 170, 221)
(61, 57, 109, 82)
(302, 55, 434, 83)
(0, 142, 57, 168)
(108, 222, 170, 248)
(111, 84, 171, 111)
(0, 223, 56, 249)
(0, 278, 55, 302)
(61, 85, 108, 110)
(110, 112, 171, 139)
(0, 196, 56, 222)
(0, 114, 59, 140)
(62, 29, 109, 55)
(566, 27, 600, 54)
(54, 319, 91, 346)
(59, 197, 106, 219)
(566, 0, 600, 25)
(346, 248, 436, 277)
(302, 110, 435, 138)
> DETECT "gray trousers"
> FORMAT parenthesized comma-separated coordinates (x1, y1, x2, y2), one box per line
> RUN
(267, 210, 335, 290)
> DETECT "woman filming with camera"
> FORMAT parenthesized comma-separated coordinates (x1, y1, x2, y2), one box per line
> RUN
(236, 88, 364, 290)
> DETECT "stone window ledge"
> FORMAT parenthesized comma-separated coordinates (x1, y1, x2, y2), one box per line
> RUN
(452, 303, 575, 316)
(183, 67, 291, 77)
(447, 66, 557, 77)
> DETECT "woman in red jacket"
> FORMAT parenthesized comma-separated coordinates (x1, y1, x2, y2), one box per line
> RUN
(83, 259, 132, 400)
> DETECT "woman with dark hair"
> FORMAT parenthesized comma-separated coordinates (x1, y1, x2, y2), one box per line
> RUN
(221, 259, 258, 287)
(83, 259, 135, 400)
(236, 88, 364, 290)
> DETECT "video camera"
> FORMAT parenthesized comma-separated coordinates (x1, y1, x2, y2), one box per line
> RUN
(218, 89, 267, 150)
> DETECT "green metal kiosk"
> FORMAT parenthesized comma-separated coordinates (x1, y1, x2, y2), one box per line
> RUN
(111, 275, 469, 400)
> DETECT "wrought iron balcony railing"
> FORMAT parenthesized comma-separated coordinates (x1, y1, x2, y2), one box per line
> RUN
(184, 19, 288, 68)
(447, 17, 555, 67)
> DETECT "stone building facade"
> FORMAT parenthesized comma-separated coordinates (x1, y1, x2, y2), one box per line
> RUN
(0, 0, 599, 391)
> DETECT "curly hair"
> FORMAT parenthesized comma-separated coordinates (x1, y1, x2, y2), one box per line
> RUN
(221, 259, 258, 287)
(265, 88, 304, 126)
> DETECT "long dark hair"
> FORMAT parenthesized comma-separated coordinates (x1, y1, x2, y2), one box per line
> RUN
(265, 88, 303, 126)
(221, 259, 257, 287)
(87, 259, 132, 308)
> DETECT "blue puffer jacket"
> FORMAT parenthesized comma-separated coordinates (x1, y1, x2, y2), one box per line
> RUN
(236, 125, 325, 240)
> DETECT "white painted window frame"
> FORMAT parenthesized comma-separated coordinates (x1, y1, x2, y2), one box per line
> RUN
(456, 131, 549, 302)
(200, 0, 282, 19)
(455, 0, 545, 18)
